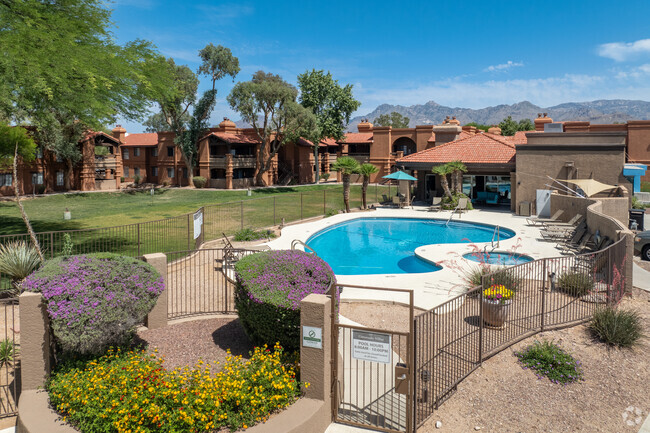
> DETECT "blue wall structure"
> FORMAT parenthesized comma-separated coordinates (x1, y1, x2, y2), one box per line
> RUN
(623, 163, 647, 194)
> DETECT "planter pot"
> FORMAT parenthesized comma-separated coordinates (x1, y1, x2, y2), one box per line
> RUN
(482, 298, 511, 328)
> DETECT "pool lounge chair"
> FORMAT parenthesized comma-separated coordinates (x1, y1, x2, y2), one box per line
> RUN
(428, 197, 442, 212)
(552, 223, 587, 247)
(541, 221, 586, 242)
(526, 209, 564, 226)
(560, 232, 593, 255)
(543, 214, 583, 228)
(454, 197, 469, 214)
(392, 196, 401, 208)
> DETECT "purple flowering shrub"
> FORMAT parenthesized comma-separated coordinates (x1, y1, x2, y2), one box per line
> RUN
(234, 250, 336, 351)
(22, 253, 164, 356)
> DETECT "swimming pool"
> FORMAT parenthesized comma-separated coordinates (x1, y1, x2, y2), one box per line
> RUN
(306, 217, 515, 275)
(463, 251, 533, 266)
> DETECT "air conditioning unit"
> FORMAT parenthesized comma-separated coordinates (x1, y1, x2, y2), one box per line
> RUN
(519, 201, 531, 217)
(544, 123, 564, 133)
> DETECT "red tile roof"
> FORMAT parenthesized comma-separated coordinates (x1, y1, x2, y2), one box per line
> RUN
(508, 130, 540, 145)
(83, 131, 121, 144)
(121, 133, 158, 147)
(204, 132, 261, 144)
(398, 132, 515, 165)
(338, 132, 373, 144)
(297, 137, 341, 148)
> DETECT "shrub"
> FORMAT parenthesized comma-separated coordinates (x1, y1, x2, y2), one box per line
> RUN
(192, 176, 207, 188)
(0, 241, 42, 296)
(441, 192, 474, 210)
(234, 250, 336, 351)
(0, 339, 16, 367)
(134, 174, 141, 185)
(23, 253, 164, 356)
(120, 176, 125, 183)
(465, 265, 521, 292)
(62, 233, 73, 256)
(515, 340, 583, 384)
(48, 344, 301, 432)
(233, 228, 277, 242)
(557, 272, 594, 297)
(162, 179, 170, 187)
(589, 307, 644, 348)
(319, 172, 331, 181)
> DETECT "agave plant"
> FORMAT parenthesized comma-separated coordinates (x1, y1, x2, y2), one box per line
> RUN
(0, 241, 43, 296)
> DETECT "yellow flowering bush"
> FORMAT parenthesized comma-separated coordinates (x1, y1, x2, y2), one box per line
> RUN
(483, 284, 514, 304)
(47, 343, 301, 432)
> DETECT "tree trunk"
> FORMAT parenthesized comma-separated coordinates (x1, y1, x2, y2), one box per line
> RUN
(362, 176, 369, 209)
(450, 170, 457, 194)
(440, 174, 452, 199)
(314, 147, 320, 184)
(13, 144, 44, 262)
(343, 173, 350, 212)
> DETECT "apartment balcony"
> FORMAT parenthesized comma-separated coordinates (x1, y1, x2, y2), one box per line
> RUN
(209, 155, 256, 169)
(95, 155, 118, 170)
(347, 153, 370, 164)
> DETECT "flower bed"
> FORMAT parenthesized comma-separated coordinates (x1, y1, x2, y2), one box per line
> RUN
(47, 343, 300, 432)
(22, 253, 164, 355)
(234, 250, 336, 351)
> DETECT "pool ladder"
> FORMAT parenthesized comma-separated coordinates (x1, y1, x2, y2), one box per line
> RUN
(291, 239, 318, 256)
(491, 225, 500, 249)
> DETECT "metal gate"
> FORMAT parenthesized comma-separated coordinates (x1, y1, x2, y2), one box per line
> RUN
(332, 285, 415, 433)
(0, 298, 19, 417)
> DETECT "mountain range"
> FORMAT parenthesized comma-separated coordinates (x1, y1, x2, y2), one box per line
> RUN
(346, 99, 650, 130)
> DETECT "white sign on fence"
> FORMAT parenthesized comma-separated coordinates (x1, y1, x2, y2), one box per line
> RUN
(193, 210, 203, 240)
(352, 330, 391, 364)
(302, 326, 322, 349)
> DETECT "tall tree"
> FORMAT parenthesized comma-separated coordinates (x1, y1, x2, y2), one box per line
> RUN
(498, 116, 534, 136)
(331, 156, 360, 212)
(356, 163, 379, 209)
(0, 0, 168, 190)
(447, 160, 468, 194)
(0, 124, 43, 260)
(373, 112, 410, 128)
(297, 70, 360, 184)
(153, 45, 240, 186)
(432, 164, 453, 199)
(142, 112, 191, 133)
(228, 71, 319, 186)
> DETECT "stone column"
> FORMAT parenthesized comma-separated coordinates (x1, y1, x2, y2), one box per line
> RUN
(225, 154, 233, 190)
(143, 253, 168, 330)
(300, 294, 332, 402)
(19, 292, 51, 392)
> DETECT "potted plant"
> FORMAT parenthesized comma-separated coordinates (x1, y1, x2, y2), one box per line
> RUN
(482, 284, 514, 328)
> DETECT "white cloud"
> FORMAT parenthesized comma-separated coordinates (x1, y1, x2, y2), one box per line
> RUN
(615, 63, 650, 79)
(598, 38, 650, 62)
(484, 60, 524, 72)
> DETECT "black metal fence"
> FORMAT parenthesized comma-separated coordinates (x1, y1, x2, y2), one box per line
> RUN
(413, 237, 627, 427)
(0, 299, 18, 418)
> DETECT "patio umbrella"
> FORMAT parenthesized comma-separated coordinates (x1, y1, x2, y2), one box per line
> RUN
(556, 178, 617, 197)
(382, 170, 418, 181)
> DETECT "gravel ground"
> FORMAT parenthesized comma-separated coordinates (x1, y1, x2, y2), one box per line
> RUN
(137, 317, 254, 371)
(342, 289, 650, 433)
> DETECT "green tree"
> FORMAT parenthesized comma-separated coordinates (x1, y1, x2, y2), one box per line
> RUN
(142, 112, 191, 133)
(432, 163, 453, 199)
(297, 70, 360, 184)
(356, 163, 379, 209)
(517, 118, 535, 132)
(465, 122, 490, 132)
(498, 116, 534, 136)
(153, 45, 240, 187)
(228, 71, 319, 186)
(331, 156, 360, 212)
(0, 124, 43, 260)
(373, 112, 410, 128)
(447, 160, 468, 194)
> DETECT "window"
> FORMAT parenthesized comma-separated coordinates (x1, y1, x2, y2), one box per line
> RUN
(124, 166, 129, 177)
(134, 167, 140, 177)
(56, 171, 64, 186)
(152, 166, 158, 176)
(133, 147, 140, 157)
(182, 168, 188, 179)
(167, 168, 174, 178)
(167, 146, 174, 157)
(123, 148, 129, 160)
(151, 148, 158, 157)
(0, 174, 12, 187)
(31, 172, 43, 185)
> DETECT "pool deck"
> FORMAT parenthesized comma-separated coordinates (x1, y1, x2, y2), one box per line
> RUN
(266, 206, 564, 311)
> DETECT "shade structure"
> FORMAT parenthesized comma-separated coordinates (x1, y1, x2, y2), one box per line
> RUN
(383, 170, 417, 181)
(557, 178, 617, 197)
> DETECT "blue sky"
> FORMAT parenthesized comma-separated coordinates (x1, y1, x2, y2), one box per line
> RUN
(110, 0, 650, 132)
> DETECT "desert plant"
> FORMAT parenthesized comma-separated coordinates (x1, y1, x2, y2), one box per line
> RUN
(319, 172, 331, 181)
(589, 307, 644, 347)
(192, 176, 207, 188)
(234, 250, 336, 351)
(432, 163, 453, 199)
(557, 271, 594, 297)
(331, 156, 360, 212)
(0, 339, 16, 367)
(356, 163, 379, 209)
(515, 340, 583, 384)
(233, 228, 276, 242)
(465, 264, 521, 292)
(0, 241, 42, 296)
(62, 233, 73, 256)
(23, 253, 164, 356)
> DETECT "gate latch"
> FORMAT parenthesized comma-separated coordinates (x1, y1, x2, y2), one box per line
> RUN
(395, 362, 409, 395)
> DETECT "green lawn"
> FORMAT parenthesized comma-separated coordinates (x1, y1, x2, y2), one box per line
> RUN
(0, 184, 391, 260)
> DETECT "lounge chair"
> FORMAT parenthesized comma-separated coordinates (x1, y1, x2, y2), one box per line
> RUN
(543, 214, 583, 228)
(381, 194, 390, 204)
(392, 196, 401, 208)
(560, 232, 593, 255)
(429, 197, 442, 212)
(541, 221, 586, 242)
(552, 223, 587, 247)
(454, 197, 469, 215)
(526, 209, 564, 226)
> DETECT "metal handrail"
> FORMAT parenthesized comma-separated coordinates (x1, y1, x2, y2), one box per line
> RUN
(445, 204, 460, 226)
(491, 225, 500, 248)
(291, 239, 317, 255)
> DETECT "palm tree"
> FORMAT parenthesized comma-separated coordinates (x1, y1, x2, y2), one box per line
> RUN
(447, 160, 468, 194)
(356, 163, 379, 209)
(331, 156, 361, 212)
(431, 164, 453, 199)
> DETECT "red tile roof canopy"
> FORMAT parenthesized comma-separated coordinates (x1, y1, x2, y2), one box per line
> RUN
(337, 132, 373, 144)
(397, 132, 516, 166)
(203, 132, 262, 145)
(121, 132, 159, 147)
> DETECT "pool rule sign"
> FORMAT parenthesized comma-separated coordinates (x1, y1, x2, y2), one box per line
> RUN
(352, 330, 391, 364)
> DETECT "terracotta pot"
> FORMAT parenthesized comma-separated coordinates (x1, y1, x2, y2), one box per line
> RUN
(482, 298, 511, 328)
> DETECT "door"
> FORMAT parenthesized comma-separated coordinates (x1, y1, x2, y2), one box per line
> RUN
(536, 190, 551, 217)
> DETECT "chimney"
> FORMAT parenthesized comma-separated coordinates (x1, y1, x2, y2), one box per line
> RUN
(432, 117, 462, 145)
(357, 119, 373, 132)
(534, 113, 553, 131)
(219, 117, 237, 133)
(487, 125, 502, 135)
(449, 116, 460, 125)
(112, 125, 126, 142)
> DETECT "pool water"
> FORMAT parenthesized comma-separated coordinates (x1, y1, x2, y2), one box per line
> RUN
(306, 217, 515, 275)
(463, 251, 533, 266)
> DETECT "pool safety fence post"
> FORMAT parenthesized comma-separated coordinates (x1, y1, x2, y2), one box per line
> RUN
(273, 196, 276, 225)
(323, 189, 326, 215)
(375, 183, 378, 204)
(478, 277, 484, 365)
(186, 214, 191, 251)
(300, 192, 304, 220)
(240, 201, 244, 230)
(137, 223, 141, 257)
(541, 258, 547, 331)
(607, 246, 612, 306)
